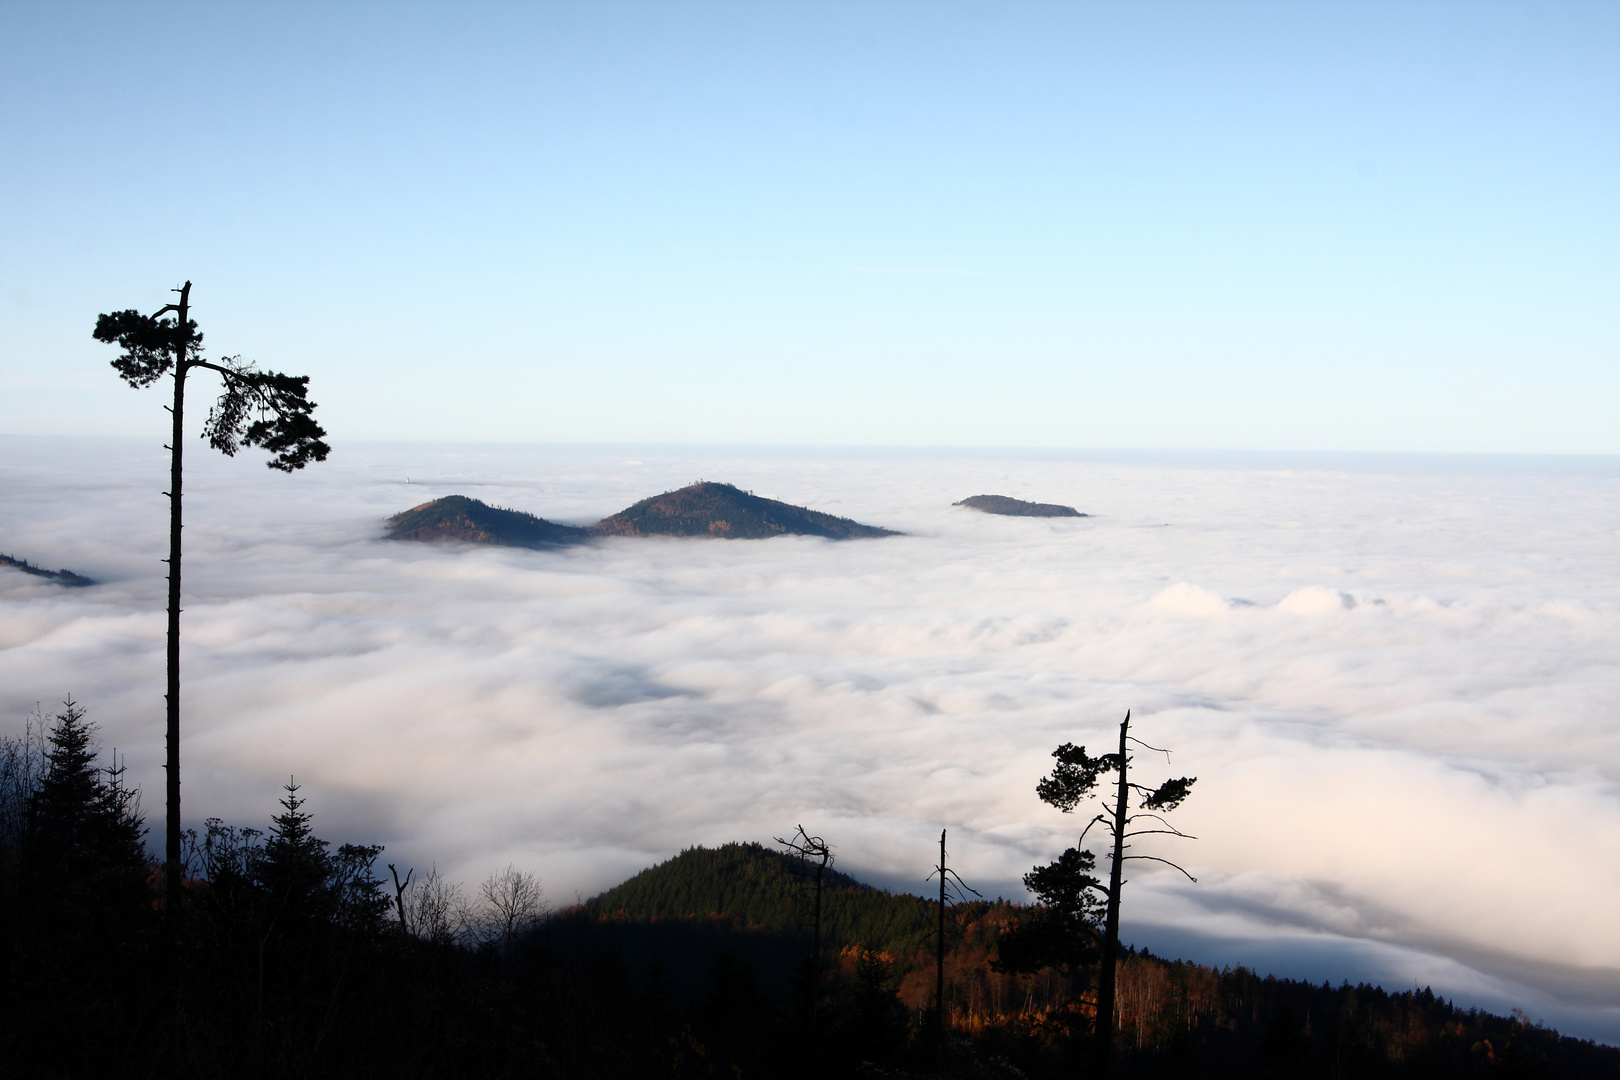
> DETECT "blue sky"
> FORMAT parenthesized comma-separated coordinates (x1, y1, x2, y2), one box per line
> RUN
(2, 0, 1616, 451)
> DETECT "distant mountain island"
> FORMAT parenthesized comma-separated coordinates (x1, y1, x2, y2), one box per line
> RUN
(385, 482, 897, 548)
(386, 495, 588, 548)
(590, 481, 896, 540)
(1, 553, 94, 586)
(954, 494, 1087, 518)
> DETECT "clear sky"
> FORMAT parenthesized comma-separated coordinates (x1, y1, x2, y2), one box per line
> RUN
(2, 0, 1616, 452)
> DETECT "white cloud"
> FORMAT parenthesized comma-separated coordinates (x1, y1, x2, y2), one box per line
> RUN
(1277, 585, 1353, 613)
(2, 437, 1618, 1041)
(1151, 582, 1227, 617)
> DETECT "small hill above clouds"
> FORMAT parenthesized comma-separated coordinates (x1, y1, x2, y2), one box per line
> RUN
(954, 494, 1087, 518)
(384, 484, 897, 548)
(385, 495, 588, 548)
(589, 481, 899, 539)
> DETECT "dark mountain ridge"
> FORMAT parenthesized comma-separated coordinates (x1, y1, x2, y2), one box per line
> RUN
(386, 482, 898, 547)
(0, 552, 93, 586)
(589, 481, 897, 539)
(385, 495, 588, 548)
(954, 494, 1087, 518)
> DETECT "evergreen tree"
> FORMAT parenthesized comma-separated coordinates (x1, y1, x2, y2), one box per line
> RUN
(993, 845, 1103, 978)
(26, 700, 150, 934)
(0, 702, 154, 1077)
(258, 778, 332, 921)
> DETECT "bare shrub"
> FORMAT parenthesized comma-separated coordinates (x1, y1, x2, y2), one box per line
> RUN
(474, 865, 549, 953)
(0, 710, 46, 855)
(404, 865, 472, 946)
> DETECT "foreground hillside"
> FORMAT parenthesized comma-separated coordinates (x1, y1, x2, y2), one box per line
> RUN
(3, 708, 1613, 1078)
(589, 481, 898, 539)
(573, 843, 1620, 1079)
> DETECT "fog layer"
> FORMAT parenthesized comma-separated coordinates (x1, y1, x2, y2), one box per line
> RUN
(2, 437, 1617, 1041)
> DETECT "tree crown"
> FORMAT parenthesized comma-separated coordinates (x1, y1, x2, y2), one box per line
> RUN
(93, 308, 199, 388)
(92, 290, 330, 472)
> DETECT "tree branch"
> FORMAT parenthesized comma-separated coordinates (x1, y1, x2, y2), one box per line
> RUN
(1126, 735, 1172, 763)
(199, 356, 330, 471)
(1077, 813, 1105, 848)
(1120, 854, 1198, 882)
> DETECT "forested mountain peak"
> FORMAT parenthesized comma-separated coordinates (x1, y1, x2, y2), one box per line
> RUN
(385, 483, 897, 550)
(586, 842, 928, 944)
(589, 481, 898, 539)
(385, 495, 588, 548)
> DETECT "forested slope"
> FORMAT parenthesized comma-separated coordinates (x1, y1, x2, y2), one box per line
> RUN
(5, 710, 1617, 1078)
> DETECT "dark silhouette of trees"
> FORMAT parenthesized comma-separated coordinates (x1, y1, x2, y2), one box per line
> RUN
(0, 703, 155, 1073)
(1009, 710, 1198, 1076)
(400, 863, 470, 946)
(12, 701, 149, 941)
(93, 282, 329, 914)
(251, 777, 390, 933)
(259, 778, 333, 921)
(3, 726, 1614, 1080)
(993, 844, 1103, 979)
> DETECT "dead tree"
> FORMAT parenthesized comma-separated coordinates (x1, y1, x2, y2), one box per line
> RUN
(775, 824, 833, 971)
(388, 863, 413, 938)
(925, 828, 980, 1054)
(93, 282, 329, 915)
(1033, 710, 1197, 1077)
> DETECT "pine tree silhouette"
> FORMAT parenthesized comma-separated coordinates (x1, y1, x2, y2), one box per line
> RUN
(27, 700, 149, 935)
(259, 778, 331, 921)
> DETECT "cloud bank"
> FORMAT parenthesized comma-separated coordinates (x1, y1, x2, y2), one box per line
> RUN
(2, 437, 1617, 1041)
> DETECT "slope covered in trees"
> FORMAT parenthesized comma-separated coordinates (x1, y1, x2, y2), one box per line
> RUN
(953, 495, 1086, 518)
(387, 482, 897, 549)
(386, 494, 590, 547)
(575, 843, 1620, 1079)
(0, 552, 94, 586)
(589, 481, 898, 539)
(590, 842, 936, 949)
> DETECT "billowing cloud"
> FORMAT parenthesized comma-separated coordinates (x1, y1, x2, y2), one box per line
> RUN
(2, 437, 1617, 1041)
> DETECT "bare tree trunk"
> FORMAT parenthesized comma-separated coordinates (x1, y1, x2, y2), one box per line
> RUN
(164, 281, 190, 915)
(812, 858, 823, 971)
(1095, 711, 1131, 1076)
(937, 828, 947, 1051)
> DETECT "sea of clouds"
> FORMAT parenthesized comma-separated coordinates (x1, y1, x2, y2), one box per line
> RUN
(2, 436, 1617, 1041)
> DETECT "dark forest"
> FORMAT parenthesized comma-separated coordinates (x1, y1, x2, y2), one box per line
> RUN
(3, 703, 1615, 1078)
